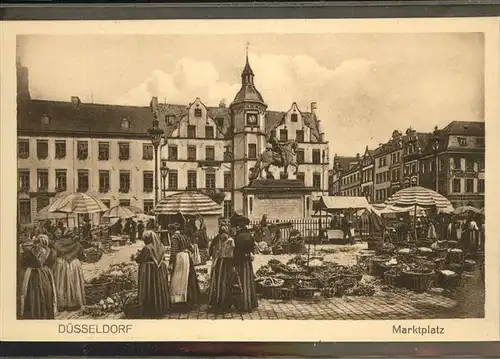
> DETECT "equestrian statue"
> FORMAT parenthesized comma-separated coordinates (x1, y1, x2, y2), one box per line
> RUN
(248, 132, 299, 183)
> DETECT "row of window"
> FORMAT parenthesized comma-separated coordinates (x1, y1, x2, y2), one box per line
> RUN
(18, 168, 236, 193)
(18, 139, 154, 161)
(457, 136, 484, 147)
(452, 178, 485, 194)
(165, 170, 232, 191)
(341, 187, 361, 197)
(18, 169, 154, 193)
(375, 171, 390, 185)
(165, 144, 326, 163)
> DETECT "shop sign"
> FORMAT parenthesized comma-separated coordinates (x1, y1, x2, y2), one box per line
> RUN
(450, 169, 478, 178)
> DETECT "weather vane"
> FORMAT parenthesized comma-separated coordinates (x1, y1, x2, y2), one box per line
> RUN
(246, 41, 250, 57)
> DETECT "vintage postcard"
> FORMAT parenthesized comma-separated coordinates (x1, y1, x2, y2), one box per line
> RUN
(1, 18, 499, 342)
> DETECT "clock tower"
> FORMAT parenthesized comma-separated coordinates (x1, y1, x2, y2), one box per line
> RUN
(230, 52, 268, 215)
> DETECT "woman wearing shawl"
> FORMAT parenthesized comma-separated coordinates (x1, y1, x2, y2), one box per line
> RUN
(52, 232, 85, 311)
(196, 216, 210, 265)
(232, 215, 258, 312)
(208, 223, 238, 313)
(135, 230, 170, 318)
(168, 223, 201, 309)
(20, 234, 57, 319)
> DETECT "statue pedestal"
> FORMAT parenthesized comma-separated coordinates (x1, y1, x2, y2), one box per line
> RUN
(241, 179, 314, 220)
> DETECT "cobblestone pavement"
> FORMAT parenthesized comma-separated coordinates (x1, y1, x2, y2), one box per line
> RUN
(58, 242, 485, 320)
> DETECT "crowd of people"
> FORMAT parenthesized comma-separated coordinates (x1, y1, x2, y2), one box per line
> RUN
(389, 213, 485, 252)
(18, 213, 259, 319)
(135, 213, 258, 318)
(18, 219, 86, 319)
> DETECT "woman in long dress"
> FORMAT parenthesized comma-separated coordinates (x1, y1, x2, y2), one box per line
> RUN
(135, 230, 170, 318)
(52, 232, 85, 311)
(232, 215, 258, 313)
(20, 234, 57, 319)
(168, 223, 201, 310)
(196, 217, 210, 265)
(208, 224, 237, 313)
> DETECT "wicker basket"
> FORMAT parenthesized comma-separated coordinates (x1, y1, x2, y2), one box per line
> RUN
(384, 272, 402, 287)
(368, 256, 391, 277)
(446, 263, 464, 275)
(261, 285, 284, 299)
(402, 271, 433, 293)
(434, 258, 446, 270)
(435, 248, 448, 260)
(447, 251, 464, 264)
(295, 287, 318, 298)
(463, 260, 476, 272)
(85, 281, 111, 305)
(378, 264, 396, 278)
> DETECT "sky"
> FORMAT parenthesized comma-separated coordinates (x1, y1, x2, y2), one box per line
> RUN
(17, 33, 484, 156)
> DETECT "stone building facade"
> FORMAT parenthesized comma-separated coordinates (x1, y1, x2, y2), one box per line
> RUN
(17, 56, 330, 224)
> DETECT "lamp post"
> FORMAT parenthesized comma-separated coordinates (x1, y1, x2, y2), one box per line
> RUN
(160, 160, 169, 199)
(147, 117, 164, 206)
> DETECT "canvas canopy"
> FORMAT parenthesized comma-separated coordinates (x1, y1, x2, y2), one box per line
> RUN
(315, 196, 370, 213)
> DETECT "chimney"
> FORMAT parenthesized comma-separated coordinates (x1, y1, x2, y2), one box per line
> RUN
(150, 97, 158, 112)
(320, 132, 325, 142)
(71, 96, 81, 105)
(356, 153, 360, 160)
(310, 102, 317, 115)
(219, 98, 227, 108)
(16, 61, 31, 101)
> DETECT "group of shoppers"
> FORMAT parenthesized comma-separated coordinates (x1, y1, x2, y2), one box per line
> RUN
(135, 213, 258, 318)
(19, 221, 86, 319)
(19, 212, 260, 320)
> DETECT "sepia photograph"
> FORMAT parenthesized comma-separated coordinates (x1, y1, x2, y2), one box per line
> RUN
(1, 18, 499, 342)
(13, 31, 487, 321)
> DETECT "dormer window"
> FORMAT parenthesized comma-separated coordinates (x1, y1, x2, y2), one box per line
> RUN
(121, 118, 130, 129)
(457, 137, 467, 146)
(166, 115, 176, 125)
(291, 114, 298, 122)
(40, 113, 50, 125)
(194, 108, 202, 117)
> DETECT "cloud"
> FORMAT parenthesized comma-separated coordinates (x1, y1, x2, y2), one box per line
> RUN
(115, 52, 482, 156)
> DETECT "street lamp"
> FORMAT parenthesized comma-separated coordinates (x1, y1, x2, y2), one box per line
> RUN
(160, 160, 169, 199)
(147, 117, 164, 206)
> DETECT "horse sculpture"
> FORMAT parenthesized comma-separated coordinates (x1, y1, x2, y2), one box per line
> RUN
(248, 139, 299, 183)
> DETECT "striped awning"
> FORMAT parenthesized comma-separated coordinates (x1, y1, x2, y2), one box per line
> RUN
(452, 205, 482, 217)
(384, 186, 453, 209)
(102, 205, 136, 219)
(153, 192, 222, 215)
(47, 193, 108, 214)
(35, 205, 77, 221)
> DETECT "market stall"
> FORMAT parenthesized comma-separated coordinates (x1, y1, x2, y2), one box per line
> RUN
(315, 196, 370, 243)
(153, 191, 223, 242)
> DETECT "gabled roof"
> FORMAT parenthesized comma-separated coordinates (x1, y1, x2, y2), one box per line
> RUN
(333, 156, 358, 173)
(440, 121, 484, 136)
(17, 99, 153, 137)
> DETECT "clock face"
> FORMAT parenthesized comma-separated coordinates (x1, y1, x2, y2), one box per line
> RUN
(247, 114, 257, 125)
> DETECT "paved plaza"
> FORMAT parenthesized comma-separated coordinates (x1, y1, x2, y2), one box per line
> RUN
(56, 242, 485, 320)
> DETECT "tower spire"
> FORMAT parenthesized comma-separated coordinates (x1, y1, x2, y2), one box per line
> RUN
(246, 41, 250, 63)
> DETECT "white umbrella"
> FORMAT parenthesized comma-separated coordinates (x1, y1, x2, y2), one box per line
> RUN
(48, 193, 108, 214)
(153, 192, 222, 215)
(102, 205, 136, 219)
